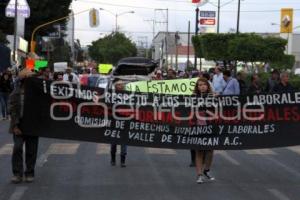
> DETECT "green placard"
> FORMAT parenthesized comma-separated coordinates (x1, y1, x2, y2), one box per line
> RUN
(98, 64, 113, 74)
(34, 60, 48, 70)
(125, 78, 198, 95)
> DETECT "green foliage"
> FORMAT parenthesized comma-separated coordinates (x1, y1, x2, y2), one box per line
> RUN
(88, 32, 137, 65)
(271, 54, 295, 70)
(50, 39, 71, 63)
(193, 33, 292, 70)
(0, 0, 72, 41)
(228, 34, 265, 62)
(261, 37, 287, 63)
(192, 33, 236, 61)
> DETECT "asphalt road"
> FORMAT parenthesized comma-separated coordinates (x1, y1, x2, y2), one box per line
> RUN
(0, 120, 299, 200)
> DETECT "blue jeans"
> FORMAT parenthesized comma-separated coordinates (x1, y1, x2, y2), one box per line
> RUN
(0, 92, 9, 118)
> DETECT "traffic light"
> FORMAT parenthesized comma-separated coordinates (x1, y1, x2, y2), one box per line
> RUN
(280, 8, 293, 33)
(89, 8, 99, 28)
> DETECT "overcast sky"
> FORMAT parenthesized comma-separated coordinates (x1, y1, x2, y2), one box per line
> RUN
(71, 0, 300, 46)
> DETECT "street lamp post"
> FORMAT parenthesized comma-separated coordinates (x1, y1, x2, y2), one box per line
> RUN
(208, 0, 237, 33)
(99, 8, 134, 32)
(30, 9, 90, 53)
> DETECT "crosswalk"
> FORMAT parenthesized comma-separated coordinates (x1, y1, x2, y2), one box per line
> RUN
(0, 143, 300, 157)
(0, 144, 13, 155)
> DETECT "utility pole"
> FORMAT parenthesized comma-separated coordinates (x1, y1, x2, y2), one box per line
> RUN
(187, 20, 190, 70)
(217, 0, 220, 33)
(236, 0, 241, 34)
(194, 7, 199, 70)
(166, 9, 169, 69)
(13, 0, 18, 63)
(70, 11, 75, 66)
(175, 31, 179, 71)
(144, 19, 155, 40)
(155, 8, 169, 69)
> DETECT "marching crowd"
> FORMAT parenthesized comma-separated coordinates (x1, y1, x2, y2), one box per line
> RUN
(0, 64, 295, 184)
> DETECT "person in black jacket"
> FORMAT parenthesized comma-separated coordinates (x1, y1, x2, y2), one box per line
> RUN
(265, 69, 280, 92)
(237, 72, 247, 95)
(272, 72, 294, 93)
(0, 71, 13, 120)
(8, 68, 39, 184)
(248, 74, 262, 94)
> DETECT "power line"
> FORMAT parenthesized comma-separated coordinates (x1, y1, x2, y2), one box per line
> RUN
(75, 28, 155, 34)
(75, 0, 300, 13)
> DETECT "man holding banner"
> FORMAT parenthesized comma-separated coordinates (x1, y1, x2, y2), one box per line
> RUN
(8, 68, 39, 184)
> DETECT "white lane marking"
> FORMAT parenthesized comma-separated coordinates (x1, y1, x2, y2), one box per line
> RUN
(244, 149, 277, 155)
(268, 189, 291, 200)
(0, 143, 13, 155)
(215, 151, 240, 165)
(265, 156, 300, 179)
(286, 146, 300, 155)
(8, 186, 28, 200)
(46, 143, 80, 155)
(36, 153, 49, 167)
(96, 144, 110, 155)
(145, 148, 177, 155)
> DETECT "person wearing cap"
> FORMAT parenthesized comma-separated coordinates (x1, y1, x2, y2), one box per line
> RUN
(63, 67, 79, 84)
(8, 68, 39, 184)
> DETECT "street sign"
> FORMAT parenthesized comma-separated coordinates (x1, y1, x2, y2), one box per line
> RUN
(199, 18, 216, 25)
(5, 0, 30, 18)
(200, 11, 216, 18)
(48, 24, 61, 38)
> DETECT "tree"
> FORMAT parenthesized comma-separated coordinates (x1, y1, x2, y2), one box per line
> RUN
(261, 36, 287, 63)
(193, 33, 292, 70)
(228, 34, 265, 71)
(271, 54, 295, 70)
(88, 32, 137, 65)
(192, 33, 236, 67)
(0, 0, 72, 42)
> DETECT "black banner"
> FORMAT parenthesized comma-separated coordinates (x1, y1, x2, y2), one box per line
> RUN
(21, 78, 300, 150)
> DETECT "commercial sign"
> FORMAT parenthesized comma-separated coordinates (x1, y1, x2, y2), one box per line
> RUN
(200, 18, 216, 25)
(5, 0, 30, 18)
(18, 37, 28, 52)
(280, 8, 293, 33)
(191, 0, 209, 6)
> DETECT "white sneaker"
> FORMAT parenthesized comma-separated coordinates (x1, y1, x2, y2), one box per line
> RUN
(196, 175, 204, 184)
(204, 171, 215, 181)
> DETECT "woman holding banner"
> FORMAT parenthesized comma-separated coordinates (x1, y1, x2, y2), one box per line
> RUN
(193, 77, 215, 184)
